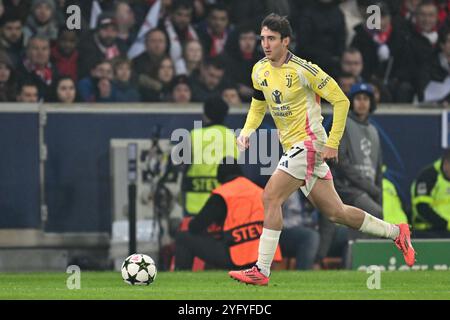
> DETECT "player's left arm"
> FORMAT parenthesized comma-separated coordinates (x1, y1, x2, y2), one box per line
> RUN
(300, 63, 350, 160)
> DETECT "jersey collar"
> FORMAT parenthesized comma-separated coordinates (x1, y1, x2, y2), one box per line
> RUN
(284, 51, 293, 64)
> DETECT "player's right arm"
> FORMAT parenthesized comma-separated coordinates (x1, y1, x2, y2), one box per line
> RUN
(297, 61, 349, 150)
(238, 63, 267, 150)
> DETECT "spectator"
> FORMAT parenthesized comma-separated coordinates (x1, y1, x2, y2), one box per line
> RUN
(315, 85, 383, 266)
(190, 0, 207, 24)
(170, 74, 192, 103)
(77, 59, 115, 102)
(111, 57, 140, 102)
(226, 0, 267, 30)
(128, 0, 153, 28)
(221, 85, 241, 106)
(295, 0, 346, 78)
(2, 0, 31, 23)
(114, 0, 137, 51)
(411, 149, 450, 238)
(369, 77, 393, 103)
(382, 169, 409, 225)
(196, 4, 231, 58)
(314, 213, 349, 270)
(224, 24, 261, 102)
(0, 50, 16, 101)
(78, 12, 126, 79)
(183, 39, 203, 76)
(340, 47, 364, 82)
(337, 72, 357, 96)
(16, 79, 39, 102)
(351, 1, 415, 102)
(141, 56, 174, 102)
(50, 29, 79, 82)
(23, 0, 58, 45)
(279, 191, 320, 270)
(52, 75, 77, 103)
(189, 56, 227, 102)
(333, 83, 383, 239)
(423, 27, 450, 104)
(0, 12, 25, 68)
(179, 97, 238, 216)
(175, 158, 282, 270)
(133, 28, 168, 93)
(436, 0, 449, 27)
(339, 0, 365, 46)
(18, 36, 58, 100)
(400, 0, 422, 23)
(410, 0, 441, 100)
(160, 0, 199, 75)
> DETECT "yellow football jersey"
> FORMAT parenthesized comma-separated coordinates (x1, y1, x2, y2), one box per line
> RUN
(241, 51, 350, 151)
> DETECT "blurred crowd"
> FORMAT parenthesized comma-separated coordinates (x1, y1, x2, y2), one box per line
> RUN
(0, 0, 449, 105)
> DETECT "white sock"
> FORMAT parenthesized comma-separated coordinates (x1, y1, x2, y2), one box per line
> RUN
(359, 211, 400, 240)
(256, 228, 281, 277)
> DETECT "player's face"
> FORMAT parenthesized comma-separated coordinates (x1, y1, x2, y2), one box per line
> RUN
(352, 93, 371, 118)
(260, 27, 289, 62)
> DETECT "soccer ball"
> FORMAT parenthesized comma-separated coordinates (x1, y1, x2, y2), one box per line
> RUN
(121, 253, 157, 285)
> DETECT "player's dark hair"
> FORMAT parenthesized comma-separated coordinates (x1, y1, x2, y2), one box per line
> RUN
(261, 13, 292, 39)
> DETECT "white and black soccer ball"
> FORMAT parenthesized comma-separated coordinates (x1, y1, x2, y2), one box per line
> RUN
(121, 253, 157, 285)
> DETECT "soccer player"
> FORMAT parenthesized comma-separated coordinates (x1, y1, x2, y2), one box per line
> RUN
(228, 14, 415, 286)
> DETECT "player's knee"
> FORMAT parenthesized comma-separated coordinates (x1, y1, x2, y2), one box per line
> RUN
(262, 189, 283, 207)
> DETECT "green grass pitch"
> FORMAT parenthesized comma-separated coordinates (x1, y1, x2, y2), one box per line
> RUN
(0, 271, 449, 300)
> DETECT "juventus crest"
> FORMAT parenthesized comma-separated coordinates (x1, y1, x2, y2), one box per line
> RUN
(286, 74, 292, 88)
